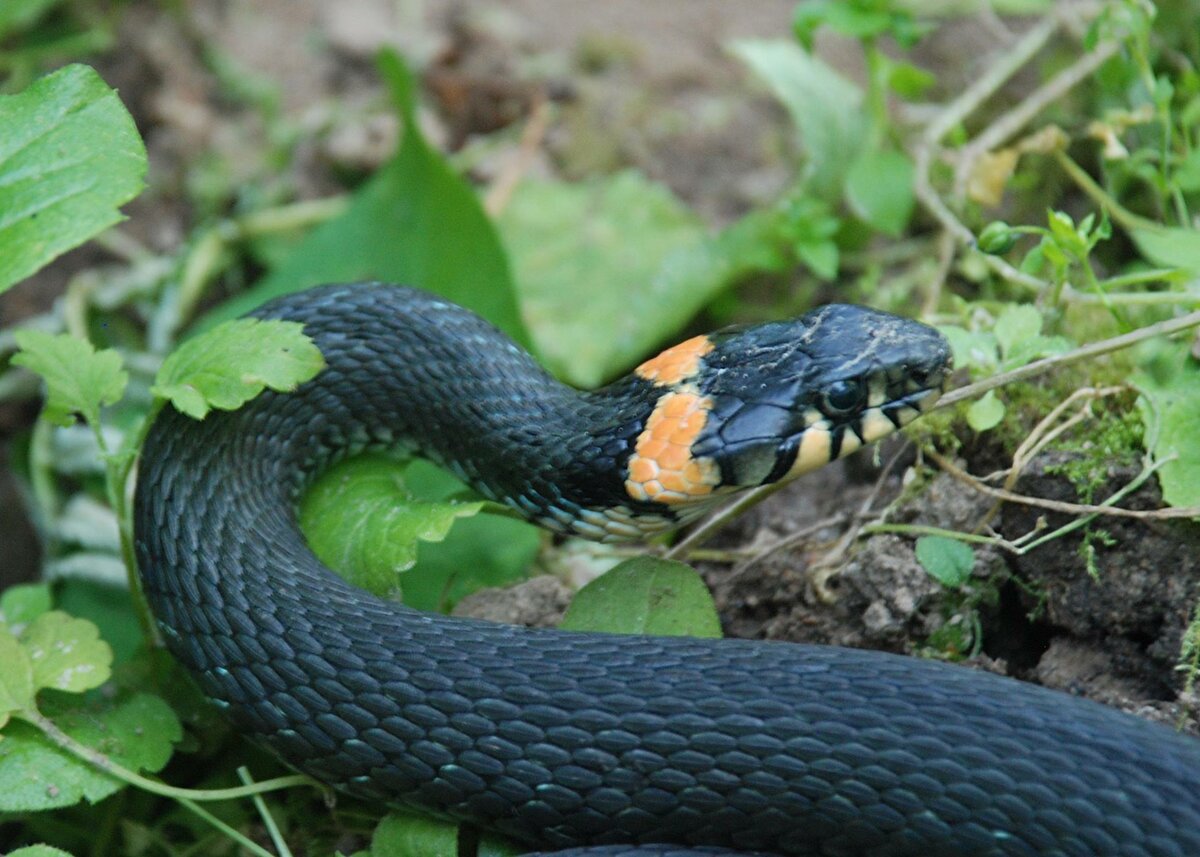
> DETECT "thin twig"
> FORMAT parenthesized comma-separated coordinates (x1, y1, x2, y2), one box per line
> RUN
(952, 39, 1120, 200)
(664, 480, 793, 560)
(929, 450, 1200, 520)
(484, 94, 551, 217)
(239, 767, 292, 857)
(722, 513, 849, 584)
(938, 309, 1200, 409)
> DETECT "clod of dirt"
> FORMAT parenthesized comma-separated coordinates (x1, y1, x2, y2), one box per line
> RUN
(452, 574, 572, 627)
(999, 451, 1200, 709)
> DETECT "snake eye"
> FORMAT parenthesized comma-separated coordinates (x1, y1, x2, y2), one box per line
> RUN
(822, 378, 865, 415)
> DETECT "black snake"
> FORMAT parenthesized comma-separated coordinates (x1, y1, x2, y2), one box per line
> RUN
(134, 283, 1200, 856)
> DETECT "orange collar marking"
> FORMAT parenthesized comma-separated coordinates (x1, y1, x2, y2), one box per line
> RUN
(625, 391, 720, 505)
(634, 335, 714, 386)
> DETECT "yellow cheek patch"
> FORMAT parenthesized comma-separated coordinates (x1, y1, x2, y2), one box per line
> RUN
(635, 335, 715, 386)
(788, 423, 833, 478)
(860, 409, 897, 443)
(626, 391, 721, 504)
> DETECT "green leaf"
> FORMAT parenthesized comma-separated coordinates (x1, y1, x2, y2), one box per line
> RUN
(1, 583, 53, 631)
(888, 61, 936, 100)
(559, 557, 722, 638)
(300, 454, 484, 598)
(0, 691, 181, 812)
(993, 304, 1042, 358)
(151, 318, 324, 419)
(371, 812, 457, 857)
(0, 65, 146, 293)
(0, 628, 35, 729)
(11, 331, 127, 427)
(1134, 349, 1200, 507)
(795, 239, 839, 280)
(198, 50, 527, 348)
(915, 536, 975, 588)
(7, 846, 76, 857)
(730, 40, 866, 201)
(844, 148, 915, 236)
(966, 390, 1006, 432)
(1131, 227, 1200, 275)
(499, 171, 704, 387)
(0, 0, 65, 37)
(938, 326, 998, 373)
(20, 612, 112, 694)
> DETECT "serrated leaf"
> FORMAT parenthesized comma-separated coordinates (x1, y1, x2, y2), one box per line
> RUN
(844, 147, 915, 236)
(8, 840, 75, 854)
(12, 331, 127, 427)
(1134, 350, 1200, 507)
(0, 628, 36, 729)
(152, 318, 324, 419)
(0, 65, 146, 292)
(993, 304, 1043, 358)
(731, 39, 866, 201)
(0, 691, 181, 811)
(300, 454, 485, 598)
(967, 390, 1006, 432)
(7, 846, 76, 857)
(915, 536, 975, 588)
(559, 557, 722, 638)
(1, 583, 53, 631)
(371, 812, 457, 857)
(20, 611, 112, 694)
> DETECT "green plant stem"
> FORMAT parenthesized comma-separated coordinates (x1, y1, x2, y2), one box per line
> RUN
(1053, 151, 1157, 232)
(239, 766, 293, 857)
(177, 797, 278, 857)
(664, 480, 792, 560)
(1012, 458, 1167, 555)
(939, 308, 1200, 409)
(19, 709, 316, 802)
(859, 523, 1000, 547)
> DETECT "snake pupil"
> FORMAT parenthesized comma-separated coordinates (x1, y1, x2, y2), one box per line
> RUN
(823, 378, 865, 414)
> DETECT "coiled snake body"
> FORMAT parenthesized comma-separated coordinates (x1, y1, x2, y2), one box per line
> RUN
(134, 284, 1200, 856)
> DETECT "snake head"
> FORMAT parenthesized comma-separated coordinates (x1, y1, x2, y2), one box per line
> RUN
(691, 304, 953, 490)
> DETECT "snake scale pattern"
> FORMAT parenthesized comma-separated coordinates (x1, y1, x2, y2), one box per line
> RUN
(134, 284, 1200, 856)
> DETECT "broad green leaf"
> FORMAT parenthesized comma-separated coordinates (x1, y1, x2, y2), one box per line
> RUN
(152, 318, 324, 419)
(8, 846, 76, 857)
(371, 811, 457, 857)
(938, 325, 998, 372)
(20, 611, 112, 694)
(993, 304, 1042, 358)
(499, 171, 705, 387)
(559, 557, 722, 638)
(502, 180, 797, 387)
(300, 454, 484, 598)
(0, 691, 181, 811)
(915, 536, 975, 588)
(0, 583, 53, 631)
(1134, 349, 1200, 507)
(0, 628, 35, 729)
(198, 51, 527, 348)
(1131, 227, 1200, 275)
(0, 65, 146, 293)
(844, 148, 915, 236)
(0, 0, 64, 37)
(731, 39, 866, 201)
(966, 390, 1005, 432)
(12, 331, 127, 427)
